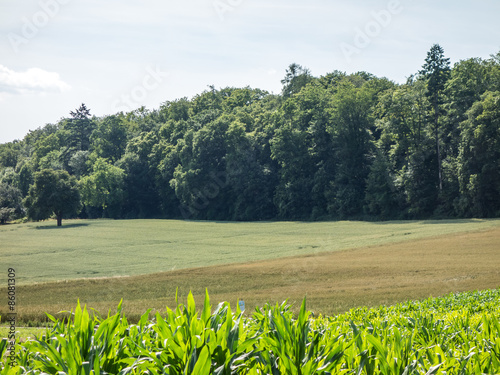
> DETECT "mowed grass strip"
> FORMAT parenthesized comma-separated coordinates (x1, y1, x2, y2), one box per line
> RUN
(3, 226, 500, 324)
(1, 218, 499, 284)
(0, 327, 44, 342)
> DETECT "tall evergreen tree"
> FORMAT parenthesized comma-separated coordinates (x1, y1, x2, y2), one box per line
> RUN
(63, 103, 95, 151)
(281, 63, 314, 99)
(419, 44, 451, 192)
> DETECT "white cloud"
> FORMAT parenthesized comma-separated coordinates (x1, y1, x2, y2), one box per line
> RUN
(0, 65, 71, 96)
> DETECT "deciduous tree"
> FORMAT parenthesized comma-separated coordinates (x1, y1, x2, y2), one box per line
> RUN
(24, 169, 81, 226)
(0, 183, 24, 224)
(79, 158, 125, 218)
(457, 91, 500, 217)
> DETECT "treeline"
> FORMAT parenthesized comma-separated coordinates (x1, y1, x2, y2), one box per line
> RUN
(1, 45, 499, 224)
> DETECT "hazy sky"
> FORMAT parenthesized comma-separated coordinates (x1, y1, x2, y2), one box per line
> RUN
(1, 0, 499, 143)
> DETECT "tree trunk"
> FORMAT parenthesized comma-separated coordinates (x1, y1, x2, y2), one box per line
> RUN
(57, 214, 62, 227)
(436, 127, 442, 191)
(435, 103, 443, 192)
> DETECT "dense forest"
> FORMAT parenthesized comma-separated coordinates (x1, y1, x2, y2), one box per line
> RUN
(1, 45, 499, 224)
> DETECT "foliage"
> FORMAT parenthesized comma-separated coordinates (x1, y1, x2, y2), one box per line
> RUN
(364, 152, 400, 218)
(1, 47, 500, 221)
(63, 103, 95, 151)
(79, 158, 125, 218)
(281, 63, 315, 99)
(24, 169, 81, 226)
(457, 91, 500, 217)
(90, 115, 128, 163)
(0, 183, 24, 224)
(328, 79, 374, 218)
(2, 289, 500, 374)
(419, 44, 451, 193)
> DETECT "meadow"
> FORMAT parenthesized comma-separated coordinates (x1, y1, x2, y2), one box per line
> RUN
(0, 219, 499, 324)
(1, 218, 499, 284)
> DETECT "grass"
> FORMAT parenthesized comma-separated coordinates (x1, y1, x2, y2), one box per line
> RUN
(1, 218, 499, 285)
(1, 222, 499, 324)
(0, 327, 44, 342)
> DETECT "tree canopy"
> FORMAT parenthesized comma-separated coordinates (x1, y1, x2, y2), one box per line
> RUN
(1, 45, 499, 224)
(0, 182, 24, 224)
(24, 169, 81, 226)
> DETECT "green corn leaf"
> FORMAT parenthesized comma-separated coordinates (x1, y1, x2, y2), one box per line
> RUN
(187, 291, 197, 321)
(201, 289, 211, 324)
(425, 362, 444, 375)
(45, 312, 58, 323)
(138, 308, 152, 331)
(191, 345, 211, 375)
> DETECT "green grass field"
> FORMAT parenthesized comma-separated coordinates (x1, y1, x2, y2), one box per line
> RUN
(1, 218, 499, 285)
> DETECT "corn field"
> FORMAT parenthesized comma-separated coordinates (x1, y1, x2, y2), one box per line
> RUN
(1, 289, 500, 374)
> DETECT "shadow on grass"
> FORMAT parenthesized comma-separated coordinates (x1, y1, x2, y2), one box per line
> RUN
(370, 219, 486, 225)
(33, 223, 90, 230)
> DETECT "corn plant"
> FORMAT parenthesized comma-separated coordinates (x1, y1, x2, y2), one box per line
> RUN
(1, 289, 499, 374)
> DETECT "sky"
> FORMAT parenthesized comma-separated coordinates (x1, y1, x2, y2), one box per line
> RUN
(0, 0, 499, 144)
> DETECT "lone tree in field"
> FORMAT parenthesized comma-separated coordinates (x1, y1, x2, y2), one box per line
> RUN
(24, 169, 82, 226)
